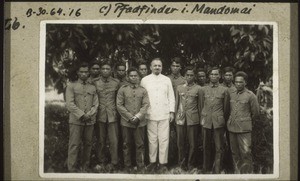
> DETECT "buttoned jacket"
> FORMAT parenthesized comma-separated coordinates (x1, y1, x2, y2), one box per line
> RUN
(168, 74, 186, 93)
(65, 79, 99, 125)
(117, 84, 149, 128)
(93, 76, 120, 123)
(175, 83, 202, 125)
(227, 88, 260, 133)
(140, 73, 175, 121)
(200, 83, 230, 129)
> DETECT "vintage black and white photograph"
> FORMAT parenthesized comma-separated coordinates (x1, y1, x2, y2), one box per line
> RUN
(39, 20, 278, 179)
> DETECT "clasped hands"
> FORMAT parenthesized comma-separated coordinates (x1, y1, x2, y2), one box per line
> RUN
(80, 114, 91, 123)
(128, 116, 140, 128)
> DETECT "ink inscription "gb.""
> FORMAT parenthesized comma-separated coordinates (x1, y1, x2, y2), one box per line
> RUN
(5, 17, 23, 31)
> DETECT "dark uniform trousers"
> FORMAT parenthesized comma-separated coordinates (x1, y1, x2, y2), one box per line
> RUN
(202, 127, 225, 173)
(68, 124, 94, 170)
(229, 132, 252, 173)
(122, 126, 146, 168)
(168, 74, 186, 165)
(96, 121, 119, 165)
(93, 76, 120, 165)
(200, 84, 229, 173)
(66, 79, 98, 171)
(227, 88, 259, 173)
(176, 124, 199, 168)
(175, 83, 202, 168)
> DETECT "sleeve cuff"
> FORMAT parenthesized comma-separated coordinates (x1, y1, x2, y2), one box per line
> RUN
(134, 112, 143, 120)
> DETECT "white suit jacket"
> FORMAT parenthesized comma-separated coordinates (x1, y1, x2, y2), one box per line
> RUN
(141, 73, 175, 121)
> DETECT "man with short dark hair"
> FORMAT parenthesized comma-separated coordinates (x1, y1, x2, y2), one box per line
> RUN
(196, 68, 207, 87)
(138, 62, 149, 79)
(88, 61, 101, 82)
(167, 57, 186, 168)
(200, 67, 230, 174)
(228, 71, 259, 174)
(66, 62, 99, 172)
(167, 57, 186, 93)
(221, 66, 236, 173)
(175, 66, 202, 170)
(117, 67, 150, 172)
(93, 60, 120, 170)
(222, 66, 236, 93)
(115, 62, 129, 87)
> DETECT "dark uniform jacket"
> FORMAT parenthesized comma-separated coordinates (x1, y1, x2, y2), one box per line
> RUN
(87, 76, 101, 84)
(93, 76, 120, 123)
(175, 83, 202, 126)
(227, 88, 260, 133)
(116, 84, 150, 128)
(197, 82, 208, 87)
(168, 74, 186, 93)
(66, 79, 99, 125)
(221, 82, 237, 93)
(118, 77, 130, 87)
(200, 83, 230, 129)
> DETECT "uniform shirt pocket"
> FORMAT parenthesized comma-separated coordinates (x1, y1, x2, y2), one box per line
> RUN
(238, 117, 252, 132)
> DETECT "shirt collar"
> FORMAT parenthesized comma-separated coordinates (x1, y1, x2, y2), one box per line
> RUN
(130, 83, 139, 89)
(87, 76, 101, 83)
(78, 79, 87, 85)
(151, 73, 162, 77)
(223, 82, 233, 88)
(209, 82, 219, 88)
(100, 76, 111, 82)
(186, 82, 195, 87)
(171, 74, 182, 79)
(118, 77, 127, 82)
(237, 88, 246, 94)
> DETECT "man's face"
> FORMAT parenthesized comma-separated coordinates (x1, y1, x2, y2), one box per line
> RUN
(197, 71, 206, 85)
(77, 67, 89, 81)
(139, 65, 148, 77)
(116, 65, 126, 78)
(209, 69, 220, 84)
(170, 62, 181, 75)
(150, 60, 162, 75)
(128, 71, 139, 84)
(90, 64, 100, 77)
(101, 65, 112, 78)
(185, 70, 195, 84)
(235, 76, 246, 91)
(223, 72, 234, 84)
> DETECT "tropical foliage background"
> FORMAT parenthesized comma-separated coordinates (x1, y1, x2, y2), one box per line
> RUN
(46, 24, 273, 93)
(44, 24, 273, 174)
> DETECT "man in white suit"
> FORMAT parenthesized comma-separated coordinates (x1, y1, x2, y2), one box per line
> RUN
(140, 58, 175, 172)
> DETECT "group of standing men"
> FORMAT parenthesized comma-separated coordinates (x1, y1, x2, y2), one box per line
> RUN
(65, 56, 260, 174)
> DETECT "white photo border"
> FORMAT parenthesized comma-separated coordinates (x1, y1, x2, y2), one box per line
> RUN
(39, 20, 279, 179)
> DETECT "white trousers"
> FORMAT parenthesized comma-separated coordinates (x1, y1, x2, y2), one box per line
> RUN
(147, 119, 170, 164)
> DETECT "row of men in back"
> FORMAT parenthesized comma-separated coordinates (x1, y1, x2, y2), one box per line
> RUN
(65, 57, 260, 174)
